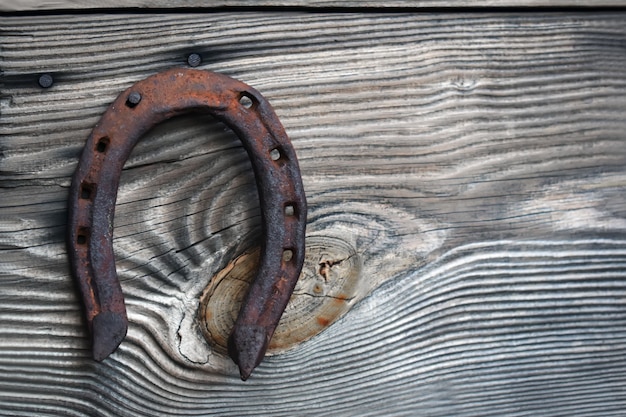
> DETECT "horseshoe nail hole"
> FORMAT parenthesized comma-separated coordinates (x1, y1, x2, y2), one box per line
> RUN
(96, 137, 109, 153)
(80, 183, 95, 200)
(270, 148, 281, 161)
(284, 204, 296, 217)
(76, 227, 90, 245)
(282, 249, 294, 263)
(239, 92, 255, 109)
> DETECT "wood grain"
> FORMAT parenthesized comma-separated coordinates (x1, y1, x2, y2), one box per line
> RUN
(1, 12, 626, 416)
(2, 0, 626, 12)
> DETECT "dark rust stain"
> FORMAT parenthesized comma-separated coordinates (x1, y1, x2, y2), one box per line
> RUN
(316, 317, 330, 327)
(67, 68, 307, 380)
(334, 293, 350, 305)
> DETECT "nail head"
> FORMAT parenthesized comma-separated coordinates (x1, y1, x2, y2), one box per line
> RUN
(270, 148, 281, 161)
(187, 53, 202, 67)
(126, 91, 142, 107)
(282, 249, 294, 262)
(38, 74, 54, 88)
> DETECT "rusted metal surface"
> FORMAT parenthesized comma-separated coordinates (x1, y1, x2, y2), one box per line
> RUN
(67, 68, 307, 380)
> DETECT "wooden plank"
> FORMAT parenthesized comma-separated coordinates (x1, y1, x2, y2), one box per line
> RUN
(1, 11, 626, 417)
(2, 0, 626, 12)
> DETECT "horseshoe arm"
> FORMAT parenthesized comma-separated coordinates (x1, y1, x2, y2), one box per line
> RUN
(67, 68, 307, 380)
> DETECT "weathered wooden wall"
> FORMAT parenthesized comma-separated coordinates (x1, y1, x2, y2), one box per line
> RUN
(2, 10, 626, 417)
(3, 1, 626, 11)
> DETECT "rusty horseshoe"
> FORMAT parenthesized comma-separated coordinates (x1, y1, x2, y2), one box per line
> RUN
(67, 68, 307, 380)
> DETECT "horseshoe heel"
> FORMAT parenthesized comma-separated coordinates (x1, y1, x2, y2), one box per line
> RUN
(67, 68, 307, 380)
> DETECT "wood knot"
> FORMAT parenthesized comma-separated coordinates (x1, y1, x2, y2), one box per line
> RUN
(198, 235, 361, 355)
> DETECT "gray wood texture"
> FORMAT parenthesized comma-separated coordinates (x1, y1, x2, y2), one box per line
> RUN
(2, 11, 626, 417)
(3, 0, 626, 12)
